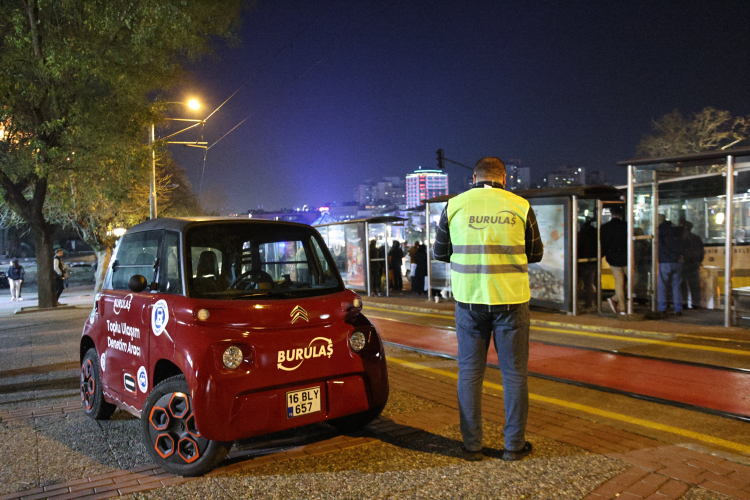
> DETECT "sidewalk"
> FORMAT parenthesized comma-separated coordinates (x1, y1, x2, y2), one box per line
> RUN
(363, 291, 750, 342)
(0, 284, 95, 316)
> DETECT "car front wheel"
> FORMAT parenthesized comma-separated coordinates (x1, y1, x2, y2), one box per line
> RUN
(81, 348, 116, 420)
(141, 375, 231, 476)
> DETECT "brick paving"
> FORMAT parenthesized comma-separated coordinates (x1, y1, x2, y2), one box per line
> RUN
(3, 361, 750, 499)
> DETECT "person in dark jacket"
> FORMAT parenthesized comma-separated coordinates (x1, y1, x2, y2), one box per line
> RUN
(680, 220, 704, 309)
(7, 259, 25, 301)
(411, 244, 428, 295)
(388, 241, 404, 291)
(658, 214, 684, 315)
(600, 205, 627, 314)
(54, 248, 67, 301)
(369, 240, 382, 296)
(577, 219, 598, 310)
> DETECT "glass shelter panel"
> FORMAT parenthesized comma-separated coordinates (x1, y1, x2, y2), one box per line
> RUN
(428, 201, 450, 291)
(528, 198, 570, 311)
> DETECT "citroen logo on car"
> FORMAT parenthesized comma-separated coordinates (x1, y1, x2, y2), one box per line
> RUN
(290, 305, 309, 324)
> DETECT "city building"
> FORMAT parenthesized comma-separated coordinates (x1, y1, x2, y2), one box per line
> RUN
(586, 170, 608, 186)
(546, 165, 586, 188)
(505, 160, 531, 191)
(355, 177, 406, 207)
(406, 167, 448, 208)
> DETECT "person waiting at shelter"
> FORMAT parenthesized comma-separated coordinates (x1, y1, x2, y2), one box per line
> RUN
(600, 204, 627, 315)
(7, 259, 25, 301)
(388, 240, 404, 291)
(411, 243, 428, 295)
(657, 214, 685, 315)
(680, 220, 704, 309)
(577, 219, 598, 311)
(369, 239, 382, 296)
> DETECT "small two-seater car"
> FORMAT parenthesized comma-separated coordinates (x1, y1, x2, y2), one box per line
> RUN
(80, 218, 389, 476)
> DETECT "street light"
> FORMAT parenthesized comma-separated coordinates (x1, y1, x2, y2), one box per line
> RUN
(149, 99, 207, 219)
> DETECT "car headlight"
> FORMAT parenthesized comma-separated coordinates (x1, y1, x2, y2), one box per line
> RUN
(196, 308, 210, 321)
(349, 331, 367, 352)
(222, 346, 243, 369)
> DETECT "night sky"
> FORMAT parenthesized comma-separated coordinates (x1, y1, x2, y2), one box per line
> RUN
(169, 0, 750, 213)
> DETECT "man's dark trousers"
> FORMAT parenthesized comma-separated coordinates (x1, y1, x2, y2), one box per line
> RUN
(455, 302, 530, 453)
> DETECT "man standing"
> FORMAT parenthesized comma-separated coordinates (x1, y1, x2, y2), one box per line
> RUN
(7, 259, 25, 301)
(600, 205, 627, 315)
(680, 220, 704, 309)
(658, 215, 684, 315)
(54, 248, 66, 301)
(433, 157, 543, 462)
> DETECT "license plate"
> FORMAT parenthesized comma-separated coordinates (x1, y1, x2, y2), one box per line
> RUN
(286, 387, 321, 418)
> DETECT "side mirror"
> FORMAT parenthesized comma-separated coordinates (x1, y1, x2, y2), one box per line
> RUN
(128, 275, 148, 293)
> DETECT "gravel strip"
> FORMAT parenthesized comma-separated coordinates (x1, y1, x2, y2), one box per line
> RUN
(132, 419, 626, 500)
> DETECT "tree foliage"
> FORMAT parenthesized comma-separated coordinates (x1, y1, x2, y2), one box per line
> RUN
(637, 107, 749, 158)
(0, 0, 243, 303)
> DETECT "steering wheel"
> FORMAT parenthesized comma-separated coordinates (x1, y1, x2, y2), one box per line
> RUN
(229, 269, 274, 290)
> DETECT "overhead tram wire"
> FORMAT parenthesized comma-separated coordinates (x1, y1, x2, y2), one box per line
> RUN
(204, 0, 400, 153)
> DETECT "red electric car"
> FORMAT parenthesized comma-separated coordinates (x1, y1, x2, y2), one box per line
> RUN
(80, 218, 389, 476)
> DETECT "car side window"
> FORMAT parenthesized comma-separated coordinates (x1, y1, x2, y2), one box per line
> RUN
(159, 231, 183, 295)
(110, 231, 163, 290)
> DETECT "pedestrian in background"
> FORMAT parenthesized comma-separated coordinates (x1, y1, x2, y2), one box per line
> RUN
(657, 214, 684, 315)
(411, 243, 428, 295)
(54, 248, 67, 301)
(369, 239, 382, 296)
(600, 204, 627, 315)
(680, 220, 704, 309)
(408, 241, 420, 281)
(388, 240, 403, 291)
(577, 219, 598, 311)
(433, 156, 543, 462)
(7, 259, 24, 301)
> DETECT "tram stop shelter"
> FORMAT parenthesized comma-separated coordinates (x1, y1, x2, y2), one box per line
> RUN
(618, 146, 750, 327)
(422, 185, 623, 315)
(314, 216, 406, 297)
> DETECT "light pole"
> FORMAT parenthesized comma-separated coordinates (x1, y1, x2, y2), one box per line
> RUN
(150, 99, 207, 219)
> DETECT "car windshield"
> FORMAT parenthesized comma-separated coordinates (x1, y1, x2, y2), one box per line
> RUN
(185, 222, 344, 300)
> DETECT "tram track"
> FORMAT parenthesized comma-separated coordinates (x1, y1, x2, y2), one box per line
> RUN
(369, 313, 750, 423)
(383, 340, 750, 424)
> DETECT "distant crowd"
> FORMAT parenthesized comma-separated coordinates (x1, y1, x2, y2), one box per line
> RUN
(577, 204, 704, 315)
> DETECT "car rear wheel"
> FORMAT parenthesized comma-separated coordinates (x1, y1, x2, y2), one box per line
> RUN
(81, 349, 116, 420)
(141, 375, 231, 476)
(328, 404, 385, 433)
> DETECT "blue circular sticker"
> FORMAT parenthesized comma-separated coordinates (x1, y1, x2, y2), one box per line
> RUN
(137, 366, 148, 393)
(151, 300, 169, 336)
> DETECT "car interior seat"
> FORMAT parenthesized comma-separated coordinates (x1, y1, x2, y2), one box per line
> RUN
(194, 251, 221, 292)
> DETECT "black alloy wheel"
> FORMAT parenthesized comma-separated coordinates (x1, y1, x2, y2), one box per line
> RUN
(81, 349, 116, 420)
(141, 375, 231, 476)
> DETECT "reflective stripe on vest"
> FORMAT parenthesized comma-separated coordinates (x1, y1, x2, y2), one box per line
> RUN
(447, 187, 530, 305)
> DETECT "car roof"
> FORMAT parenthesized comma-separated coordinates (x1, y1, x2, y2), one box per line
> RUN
(126, 217, 315, 235)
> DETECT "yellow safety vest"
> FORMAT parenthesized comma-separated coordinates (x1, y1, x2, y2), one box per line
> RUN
(447, 187, 530, 305)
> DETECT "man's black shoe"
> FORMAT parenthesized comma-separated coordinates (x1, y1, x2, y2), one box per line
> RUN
(501, 441, 533, 461)
(460, 445, 483, 462)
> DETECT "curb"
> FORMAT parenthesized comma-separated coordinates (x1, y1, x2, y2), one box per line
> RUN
(363, 300, 672, 339)
(13, 304, 78, 315)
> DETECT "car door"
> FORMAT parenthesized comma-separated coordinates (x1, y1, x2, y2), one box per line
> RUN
(100, 230, 163, 409)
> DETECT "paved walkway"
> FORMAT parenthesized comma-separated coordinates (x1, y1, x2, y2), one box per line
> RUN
(2, 359, 750, 499)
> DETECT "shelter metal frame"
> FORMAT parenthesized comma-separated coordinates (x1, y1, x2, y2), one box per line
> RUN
(617, 146, 750, 327)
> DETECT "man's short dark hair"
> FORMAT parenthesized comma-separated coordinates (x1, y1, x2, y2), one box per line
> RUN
(609, 204, 624, 218)
(474, 157, 506, 181)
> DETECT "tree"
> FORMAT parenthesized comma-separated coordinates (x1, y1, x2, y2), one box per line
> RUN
(55, 149, 203, 292)
(0, 0, 242, 307)
(637, 108, 749, 158)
